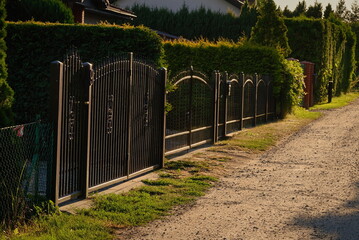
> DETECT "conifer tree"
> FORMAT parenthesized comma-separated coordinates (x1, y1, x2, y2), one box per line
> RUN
(250, 0, 291, 56)
(349, 0, 359, 22)
(336, 0, 349, 21)
(306, 1, 323, 19)
(282, 6, 293, 18)
(324, 3, 334, 19)
(293, 1, 307, 17)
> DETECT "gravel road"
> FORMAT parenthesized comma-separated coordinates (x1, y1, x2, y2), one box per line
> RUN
(120, 99, 359, 240)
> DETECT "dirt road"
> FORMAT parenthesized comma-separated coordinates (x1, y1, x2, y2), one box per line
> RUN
(121, 99, 359, 240)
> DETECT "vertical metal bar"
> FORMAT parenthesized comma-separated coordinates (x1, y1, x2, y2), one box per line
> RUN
(82, 62, 93, 198)
(265, 77, 269, 122)
(223, 72, 228, 137)
(253, 73, 258, 127)
(50, 60, 63, 206)
(217, 71, 221, 139)
(127, 53, 133, 178)
(159, 67, 167, 168)
(188, 66, 194, 149)
(212, 71, 218, 143)
(240, 72, 244, 131)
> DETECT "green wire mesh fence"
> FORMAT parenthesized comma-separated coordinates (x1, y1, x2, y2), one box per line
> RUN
(0, 120, 54, 228)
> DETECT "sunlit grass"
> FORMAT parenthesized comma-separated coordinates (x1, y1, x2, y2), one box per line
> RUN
(310, 92, 359, 110)
(8, 214, 113, 240)
(79, 175, 217, 226)
(6, 159, 217, 239)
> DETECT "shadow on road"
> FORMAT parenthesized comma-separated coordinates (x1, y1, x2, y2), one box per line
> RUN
(293, 183, 359, 240)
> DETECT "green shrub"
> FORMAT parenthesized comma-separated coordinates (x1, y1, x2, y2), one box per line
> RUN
(281, 59, 305, 115)
(6, 0, 74, 23)
(0, 0, 13, 127)
(6, 22, 163, 123)
(163, 39, 304, 116)
(130, 2, 258, 41)
(285, 17, 356, 102)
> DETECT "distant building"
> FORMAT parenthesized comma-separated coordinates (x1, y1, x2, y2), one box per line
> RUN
(64, 0, 136, 24)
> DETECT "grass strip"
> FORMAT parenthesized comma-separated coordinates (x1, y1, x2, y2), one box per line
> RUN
(310, 92, 359, 110)
(5, 164, 217, 240)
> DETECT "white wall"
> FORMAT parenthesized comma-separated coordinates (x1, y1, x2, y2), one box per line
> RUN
(114, 0, 241, 16)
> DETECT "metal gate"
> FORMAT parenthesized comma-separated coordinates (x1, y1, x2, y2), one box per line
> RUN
(165, 68, 216, 155)
(51, 51, 166, 204)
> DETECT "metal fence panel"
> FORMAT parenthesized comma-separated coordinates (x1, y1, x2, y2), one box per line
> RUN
(0, 121, 53, 225)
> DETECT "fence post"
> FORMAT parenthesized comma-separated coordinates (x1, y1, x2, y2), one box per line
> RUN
(265, 76, 269, 122)
(222, 72, 229, 137)
(49, 61, 63, 206)
(240, 72, 245, 130)
(188, 66, 194, 149)
(159, 67, 167, 168)
(253, 73, 258, 127)
(127, 52, 133, 177)
(82, 62, 93, 198)
(212, 71, 218, 143)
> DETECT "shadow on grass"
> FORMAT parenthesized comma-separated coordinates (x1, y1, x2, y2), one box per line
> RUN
(293, 183, 359, 240)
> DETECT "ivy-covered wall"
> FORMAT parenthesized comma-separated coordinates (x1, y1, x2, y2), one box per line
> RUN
(285, 18, 356, 102)
(6, 22, 163, 123)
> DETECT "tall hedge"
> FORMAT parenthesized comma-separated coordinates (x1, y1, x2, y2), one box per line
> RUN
(0, 0, 13, 127)
(163, 40, 304, 116)
(285, 17, 356, 102)
(6, 22, 163, 123)
(350, 22, 359, 72)
(129, 3, 258, 40)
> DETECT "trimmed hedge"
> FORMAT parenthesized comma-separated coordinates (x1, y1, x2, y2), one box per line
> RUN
(0, 0, 13, 127)
(6, 22, 163, 123)
(129, 4, 258, 40)
(163, 39, 304, 116)
(285, 17, 356, 102)
(350, 22, 359, 72)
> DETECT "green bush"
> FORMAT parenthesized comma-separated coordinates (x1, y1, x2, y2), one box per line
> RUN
(0, 0, 13, 127)
(163, 39, 304, 116)
(6, 22, 163, 123)
(6, 0, 74, 23)
(285, 17, 356, 102)
(130, 3, 258, 41)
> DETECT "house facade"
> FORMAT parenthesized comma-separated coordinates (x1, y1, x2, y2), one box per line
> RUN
(113, 0, 255, 16)
(63, 0, 136, 24)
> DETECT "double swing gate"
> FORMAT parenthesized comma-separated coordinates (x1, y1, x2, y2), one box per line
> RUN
(165, 70, 276, 155)
(51, 51, 166, 204)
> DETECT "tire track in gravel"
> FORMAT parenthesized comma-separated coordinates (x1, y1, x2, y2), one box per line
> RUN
(119, 99, 359, 240)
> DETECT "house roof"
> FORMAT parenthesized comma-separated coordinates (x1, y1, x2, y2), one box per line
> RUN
(224, 0, 244, 9)
(224, 0, 256, 9)
(76, 0, 136, 20)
